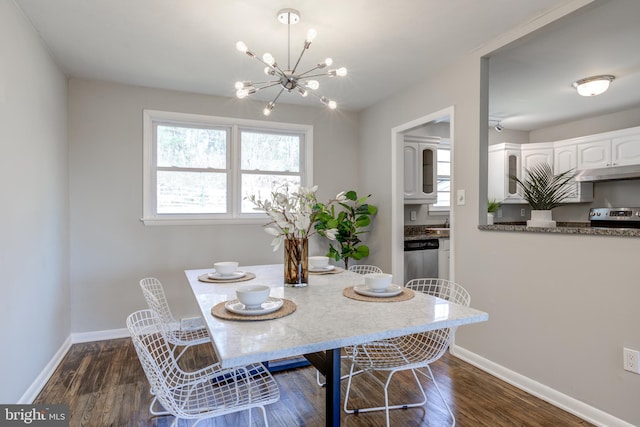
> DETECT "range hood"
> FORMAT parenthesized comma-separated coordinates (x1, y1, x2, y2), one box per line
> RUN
(574, 164, 640, 182)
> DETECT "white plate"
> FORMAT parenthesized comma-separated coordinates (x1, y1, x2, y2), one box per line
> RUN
(208, 270, 247, 280)
(354, 284, 403, 297)
(309, 265, 335, 272)
(225, 297, 284, 316)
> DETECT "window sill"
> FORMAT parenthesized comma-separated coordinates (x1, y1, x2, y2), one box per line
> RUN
(141, 217, 267, 226)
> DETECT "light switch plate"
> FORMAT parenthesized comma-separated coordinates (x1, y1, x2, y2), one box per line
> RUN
(456, 189, 466, 205)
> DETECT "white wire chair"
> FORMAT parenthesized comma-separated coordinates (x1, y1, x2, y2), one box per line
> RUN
(315, 264, 385, 387)
(343, 278, 471, 427)
(347, 264, 384, 275)
(139, 277, 210, 360)
(127, 309, 280, 426)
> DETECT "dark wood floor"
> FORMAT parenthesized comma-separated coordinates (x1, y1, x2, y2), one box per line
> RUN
(34, 338, 593, 426)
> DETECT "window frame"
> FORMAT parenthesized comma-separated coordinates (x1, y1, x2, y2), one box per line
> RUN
(429, 140, 451, 213)
(142, 110, 313, 225)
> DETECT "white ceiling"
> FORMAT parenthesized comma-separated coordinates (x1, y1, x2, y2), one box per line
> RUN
(14, 0, 639, 130)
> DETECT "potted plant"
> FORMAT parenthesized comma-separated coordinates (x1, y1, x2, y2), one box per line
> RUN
(314, 190, 378, 269)
(511, 162, 574, 228)
(487, 199, 501, 225)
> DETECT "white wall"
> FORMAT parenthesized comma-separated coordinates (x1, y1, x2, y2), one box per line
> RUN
(0, 0, 69, 403)
(68, 79, 360, 332)
(359, 7, 640, 427)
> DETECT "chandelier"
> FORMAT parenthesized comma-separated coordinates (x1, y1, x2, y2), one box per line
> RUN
(234, 8, 347, 116)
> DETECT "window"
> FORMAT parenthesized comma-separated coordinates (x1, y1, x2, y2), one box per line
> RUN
(142, 110, 313, 225)
(430, 143, 451, 210)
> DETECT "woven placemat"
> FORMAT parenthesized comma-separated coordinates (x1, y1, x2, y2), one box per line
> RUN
(309, 266, 344, 275)
(198, 271, 256, 283)
(343, 286, 414, 302)
(211, 298, 296, 321)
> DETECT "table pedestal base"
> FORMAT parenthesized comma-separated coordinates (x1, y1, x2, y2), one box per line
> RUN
(305, 348, 341, 427)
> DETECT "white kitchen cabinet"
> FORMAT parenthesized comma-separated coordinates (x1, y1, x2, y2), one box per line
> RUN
(488, 143, 523, 204)
(404, 135, 439, 204)
(521, 143, 554, 175)
(553, 140, 593, 202)
(576, 127, 640, 169)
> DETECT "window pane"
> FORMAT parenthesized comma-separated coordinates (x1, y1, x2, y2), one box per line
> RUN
(438, 149, 450, 162)
(157, 171, 226, 213)
(157, 125, 227, 169)
(437, 161, 450, 176)
(241, 174, 301, 213)
(241, 131, 300, 172)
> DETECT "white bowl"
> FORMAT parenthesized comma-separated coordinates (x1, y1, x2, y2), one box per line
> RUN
(364, 273, 393, 292)
(236, 285, 270, 309)
(309, 256, 329, 268)
(214, 261, 238, 276)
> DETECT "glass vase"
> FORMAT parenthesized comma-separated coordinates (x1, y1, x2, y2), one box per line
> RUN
(283, 237, 308, 287)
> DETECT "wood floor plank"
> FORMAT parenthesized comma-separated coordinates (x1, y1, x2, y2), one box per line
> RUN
(33, 338, 593, 426)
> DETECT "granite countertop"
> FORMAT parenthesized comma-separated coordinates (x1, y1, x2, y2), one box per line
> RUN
(405, 225, 450, 240)
(478, 222, 640, 237)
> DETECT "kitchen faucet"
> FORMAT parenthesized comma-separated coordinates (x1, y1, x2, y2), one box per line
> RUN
(444, 218, 449, 228)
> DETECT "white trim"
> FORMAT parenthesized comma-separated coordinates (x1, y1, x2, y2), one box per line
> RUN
(18, 336, 72, 404)
(451, 345, 636, 427)
(71, 327, 130, 344)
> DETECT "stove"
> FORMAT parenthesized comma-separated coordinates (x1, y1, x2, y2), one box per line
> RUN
(589, 207, 640, 228)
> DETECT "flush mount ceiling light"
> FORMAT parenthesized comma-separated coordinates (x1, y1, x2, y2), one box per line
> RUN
(234, 8, 347, 116)
(572, 75, 615, 97)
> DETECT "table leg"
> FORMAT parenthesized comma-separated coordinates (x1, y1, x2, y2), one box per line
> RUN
(326, 348, 341, 427)
(303, 349, 342, 427)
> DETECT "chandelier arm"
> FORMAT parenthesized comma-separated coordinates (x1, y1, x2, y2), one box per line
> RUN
(296, 66, 321, 78)
(253, 82, 283, 91)
(272, 87, 286, 104)
(298, 72, 333, 79)
(290, 42, 310, 75)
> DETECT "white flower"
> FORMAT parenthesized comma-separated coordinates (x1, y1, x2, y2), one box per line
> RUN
(248, 183, 321, 249)
(324, 228, 338, 240)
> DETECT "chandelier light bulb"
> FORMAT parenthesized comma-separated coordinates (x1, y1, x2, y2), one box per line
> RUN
(263, 53, 275, 66)
(306, 80, 319, 90)
(306, 29, 317, 43)
(236, 41, 248, 53)
(336, 67, 347, 77)
(318, 58, 333, 68)
(234, 81, 244, 90)
(328, 100, 337, 109)
(297, 87, 308, 97)
(263, 102, 275, 116)
(236, 89, 248, 99)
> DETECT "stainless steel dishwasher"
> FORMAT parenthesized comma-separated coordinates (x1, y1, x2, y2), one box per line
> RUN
(404, 238, 439, 284)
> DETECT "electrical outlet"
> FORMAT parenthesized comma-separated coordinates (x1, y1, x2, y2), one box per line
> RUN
(410, 211, 417, 221)
(497, 208, 503, 218)
(623, 348, 640, 374)
(520, 208, 526, 217)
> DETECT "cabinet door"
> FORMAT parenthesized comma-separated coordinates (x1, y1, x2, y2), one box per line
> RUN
(554, 143, 593, 202)
(577, 139, 611, 169)
(612, 133, 640, 166)
(521, 147, 553, 175)
(403, 143, 419, 198)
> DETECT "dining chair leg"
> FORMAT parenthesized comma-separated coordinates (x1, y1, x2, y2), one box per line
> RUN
(424, 365, 455, 426)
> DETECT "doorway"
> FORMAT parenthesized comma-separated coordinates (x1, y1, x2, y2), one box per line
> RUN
(391, 107, 454, 283)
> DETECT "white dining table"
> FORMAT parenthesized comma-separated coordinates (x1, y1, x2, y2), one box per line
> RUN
(185, 264, 488, 427)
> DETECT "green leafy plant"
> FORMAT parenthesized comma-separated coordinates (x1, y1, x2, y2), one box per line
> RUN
(487, 199, 501, 213)
(314, 190, 378, 269)
(511, 162, 575, 210)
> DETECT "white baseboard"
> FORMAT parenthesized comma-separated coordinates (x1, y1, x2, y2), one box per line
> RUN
(71, 327, 129, 344)
(451, 345, 635, 427)
(18, 335, 72, 404)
